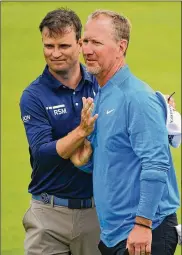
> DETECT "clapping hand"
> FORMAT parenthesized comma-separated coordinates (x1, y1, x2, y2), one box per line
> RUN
(79, 97, 98, 137)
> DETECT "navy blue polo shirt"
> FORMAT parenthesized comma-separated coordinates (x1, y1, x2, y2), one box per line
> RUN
(20, 64, 98, 199)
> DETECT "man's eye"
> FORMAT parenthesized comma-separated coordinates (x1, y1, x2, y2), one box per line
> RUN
(94, 41, 101, 45)
(60, 45, 71, 49)
(45, 45, 53, 49)
(83, 39, 88, 44)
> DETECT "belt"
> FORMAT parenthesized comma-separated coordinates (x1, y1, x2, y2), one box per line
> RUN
(32, 193, 94, 209)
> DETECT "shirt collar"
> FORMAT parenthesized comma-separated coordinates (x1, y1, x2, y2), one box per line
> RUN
(100, 64, 131, 92)
(80, 63, 93, 83)
(41, 64, 93, 91)
(75, 64, 93, 92)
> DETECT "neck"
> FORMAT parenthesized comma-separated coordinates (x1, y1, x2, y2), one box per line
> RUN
(49, 62, 82, 90)
(97, 58, 126, 87)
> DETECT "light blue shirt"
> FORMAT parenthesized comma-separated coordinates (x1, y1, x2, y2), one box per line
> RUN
(80, 65, 180, 247)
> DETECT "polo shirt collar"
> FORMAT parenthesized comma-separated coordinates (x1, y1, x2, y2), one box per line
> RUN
(100, 64, 131, 92)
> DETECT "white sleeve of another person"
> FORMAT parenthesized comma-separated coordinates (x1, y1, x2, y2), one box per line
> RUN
(156, 91, 181, 148)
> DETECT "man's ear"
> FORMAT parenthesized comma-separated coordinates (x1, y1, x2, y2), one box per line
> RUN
(78, 38, 83, 47)
(78, 38, 83, 53)
(119, 39, 128, 56)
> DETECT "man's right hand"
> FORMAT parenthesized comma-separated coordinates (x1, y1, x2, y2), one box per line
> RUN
(78, 97, 98, 137)
(56, 97, 98, 159)
(126, 224, 152, 255)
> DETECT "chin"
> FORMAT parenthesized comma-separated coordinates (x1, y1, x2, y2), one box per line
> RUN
(86, 66, 101, 75)
(50, 65, 68, 73)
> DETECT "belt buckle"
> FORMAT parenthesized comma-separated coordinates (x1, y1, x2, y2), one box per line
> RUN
(41, 193, 50, 204)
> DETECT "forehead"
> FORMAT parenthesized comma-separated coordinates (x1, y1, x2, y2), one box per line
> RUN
(42, 27, 77, 42)
(83, 17, 114, 40)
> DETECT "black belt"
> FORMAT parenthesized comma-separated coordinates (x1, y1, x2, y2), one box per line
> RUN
(32, 193, 94, 209)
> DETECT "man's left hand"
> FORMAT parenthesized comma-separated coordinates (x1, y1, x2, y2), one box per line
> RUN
(165, 94, 176, 109)
(70, 139, 92, 167)
(126, 225, 152, 255)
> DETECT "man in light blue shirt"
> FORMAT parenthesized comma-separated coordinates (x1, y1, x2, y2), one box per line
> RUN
(70, 10, 180, 255)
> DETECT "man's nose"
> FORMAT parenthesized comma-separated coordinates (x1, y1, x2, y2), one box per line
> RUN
(52, 49, 62, 58)
(82, 43, 94, 55)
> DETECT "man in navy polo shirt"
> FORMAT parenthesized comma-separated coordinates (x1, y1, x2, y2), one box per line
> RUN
(20, 8, 100, 255)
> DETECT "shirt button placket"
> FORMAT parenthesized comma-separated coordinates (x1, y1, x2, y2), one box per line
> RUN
(73, 91, 79, 107)
(72, 91, 79, 112)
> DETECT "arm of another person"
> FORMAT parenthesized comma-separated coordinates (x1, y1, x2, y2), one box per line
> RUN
(126, 91, 171, 254)
(20, 91, 97, 170)
(70, 139, 94, 173)
(70, 93, 99, 173)
(157, 91, 181, 148)
(56, 97, 98, 158)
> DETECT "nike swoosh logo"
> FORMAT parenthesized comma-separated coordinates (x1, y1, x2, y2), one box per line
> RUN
(106, 109, 115, 114)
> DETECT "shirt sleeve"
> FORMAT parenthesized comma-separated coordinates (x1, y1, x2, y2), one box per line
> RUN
(156, 91, 181, 148)
(128, 91, 170, 220)
(20, 90, 62, 169)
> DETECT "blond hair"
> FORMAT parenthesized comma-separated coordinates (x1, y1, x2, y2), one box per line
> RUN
(87, 10, 131, 55)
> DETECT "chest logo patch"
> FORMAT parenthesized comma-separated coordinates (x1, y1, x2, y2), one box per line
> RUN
(106, 109, 115, 114)
(46, 104, 67, 115)
(23, 115, 31, 122)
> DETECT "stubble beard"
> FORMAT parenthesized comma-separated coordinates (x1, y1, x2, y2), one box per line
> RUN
(86, 65, 101, 75)
(50, 59, 77, 79)
(55, 69, 68, 76)
(50, 67, 69, 78)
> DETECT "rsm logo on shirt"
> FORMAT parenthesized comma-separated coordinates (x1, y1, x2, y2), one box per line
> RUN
(46, 104, 67, 116)
(54, 108, 67, 115)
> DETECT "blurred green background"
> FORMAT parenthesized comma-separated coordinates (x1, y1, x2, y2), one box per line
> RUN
(1, 2, 181, 255)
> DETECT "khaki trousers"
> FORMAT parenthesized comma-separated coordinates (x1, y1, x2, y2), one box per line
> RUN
(23, 199, 101, 255)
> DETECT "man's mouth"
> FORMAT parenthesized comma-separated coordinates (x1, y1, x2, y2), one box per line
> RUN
(51, 59, 66, 62)
(86, 59, 97, 63)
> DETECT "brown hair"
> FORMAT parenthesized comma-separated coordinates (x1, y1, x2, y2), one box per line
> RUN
(39, 8, 82, 41)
